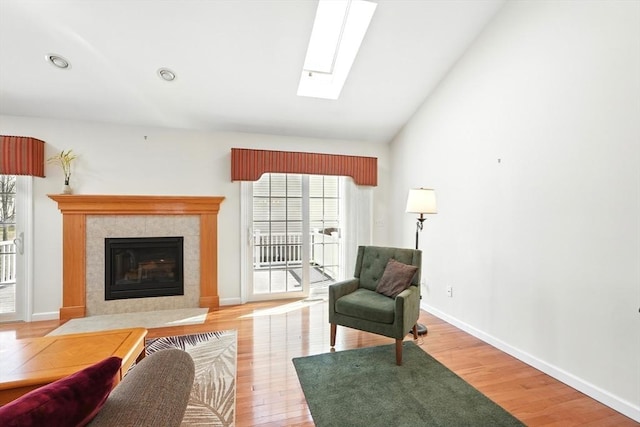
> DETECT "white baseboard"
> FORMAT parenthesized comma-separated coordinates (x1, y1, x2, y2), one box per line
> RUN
(219, 297, 242, 306)
(422, 303, 640, 422)
(31, 311, 59, 322)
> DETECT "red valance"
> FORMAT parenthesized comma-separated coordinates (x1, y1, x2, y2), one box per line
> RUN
(0, 135, 46, 177)
(231, 148, 377, 186)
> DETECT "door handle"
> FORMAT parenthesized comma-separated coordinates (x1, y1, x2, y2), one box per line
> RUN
(13, 232, 24, 255)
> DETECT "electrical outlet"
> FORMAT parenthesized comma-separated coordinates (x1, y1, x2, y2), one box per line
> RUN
(446, 286, 453, 298)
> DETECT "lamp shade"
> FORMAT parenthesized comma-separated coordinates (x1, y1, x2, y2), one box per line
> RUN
(406, 188, 437, 214)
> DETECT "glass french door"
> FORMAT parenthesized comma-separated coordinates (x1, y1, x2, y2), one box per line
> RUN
(0, 175, 30, 322)
(308, 175, 342, 298)
(243, 173, 343, 301)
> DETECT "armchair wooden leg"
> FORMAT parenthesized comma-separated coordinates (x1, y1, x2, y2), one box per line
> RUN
(395, 339, 403, 365)
(330, 323, 337, 347)
(412, 325, 418, 340)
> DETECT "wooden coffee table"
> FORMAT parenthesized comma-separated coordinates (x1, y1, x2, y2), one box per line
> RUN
(0, 327, 147, 405)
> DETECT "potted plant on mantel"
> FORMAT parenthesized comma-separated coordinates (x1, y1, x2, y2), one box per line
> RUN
(47, 149, 77, 194)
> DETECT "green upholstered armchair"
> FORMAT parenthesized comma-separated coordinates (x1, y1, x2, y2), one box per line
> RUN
(329, 245, 422, 365)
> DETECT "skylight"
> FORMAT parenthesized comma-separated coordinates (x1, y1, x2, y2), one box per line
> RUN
(297, 0, 377, 100)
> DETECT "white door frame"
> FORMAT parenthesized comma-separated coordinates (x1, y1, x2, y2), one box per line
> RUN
(240, 176, 370, 304)
(241, 180, 308, 302)
(0, 176, 32, 322)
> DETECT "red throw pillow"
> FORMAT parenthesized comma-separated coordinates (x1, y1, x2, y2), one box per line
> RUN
(375, 258, 419, 298)
(0, 356, 122, 427)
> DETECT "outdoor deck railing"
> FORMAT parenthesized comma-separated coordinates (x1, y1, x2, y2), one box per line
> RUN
(252, 231, 339, 269)
(0, 240, 16, 285)
(253, 231, 304, 268)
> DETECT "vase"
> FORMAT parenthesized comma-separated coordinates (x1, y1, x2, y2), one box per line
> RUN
(62, 184, 73, 195)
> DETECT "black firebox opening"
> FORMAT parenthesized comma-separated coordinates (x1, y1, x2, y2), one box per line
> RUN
(105, 237, 184, 301)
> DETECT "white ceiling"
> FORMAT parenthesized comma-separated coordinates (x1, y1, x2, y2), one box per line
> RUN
(0, 0, 505, 144)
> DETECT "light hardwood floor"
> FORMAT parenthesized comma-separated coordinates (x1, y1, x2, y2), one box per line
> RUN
(1, 300, 637, 427)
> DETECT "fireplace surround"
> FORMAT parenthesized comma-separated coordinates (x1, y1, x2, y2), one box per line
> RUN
(49, 195, 224, 320)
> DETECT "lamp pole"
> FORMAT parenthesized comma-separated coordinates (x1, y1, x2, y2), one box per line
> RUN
(406, 188, 437, 337)
(414, 214, 428, 336)
(415, 215, 426, 250)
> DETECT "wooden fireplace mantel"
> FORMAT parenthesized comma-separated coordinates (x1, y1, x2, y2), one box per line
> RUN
(48, 195, 225, 320)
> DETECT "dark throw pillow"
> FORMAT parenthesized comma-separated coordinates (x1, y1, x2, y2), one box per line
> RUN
(375, 258, 418, 298)
(0, 356, 122, 427)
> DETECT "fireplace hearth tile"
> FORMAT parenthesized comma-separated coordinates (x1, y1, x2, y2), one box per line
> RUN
(86, 215, 201, 316)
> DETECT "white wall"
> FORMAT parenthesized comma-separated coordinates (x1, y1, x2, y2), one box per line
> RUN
(389, 0, 639, 420)
(0, 115, 390, 317)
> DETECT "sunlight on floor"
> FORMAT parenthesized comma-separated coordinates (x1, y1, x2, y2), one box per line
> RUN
(0, 330, 17, 341)
(166, 314, 208, 325)
(240, 299, 325, 318)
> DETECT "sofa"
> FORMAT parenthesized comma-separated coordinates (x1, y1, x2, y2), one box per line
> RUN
(90, 349, 194, 426)
(0, 348, 195, 427)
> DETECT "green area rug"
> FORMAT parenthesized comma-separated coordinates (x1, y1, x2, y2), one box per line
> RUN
(293, 341, 524, 427)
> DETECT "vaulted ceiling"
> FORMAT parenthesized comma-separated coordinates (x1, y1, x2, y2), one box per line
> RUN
(0, 0, 505, 144)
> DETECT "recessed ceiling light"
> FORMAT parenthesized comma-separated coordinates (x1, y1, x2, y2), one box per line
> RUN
(46, 54, 70, 69)
(157, 68, 176, 82)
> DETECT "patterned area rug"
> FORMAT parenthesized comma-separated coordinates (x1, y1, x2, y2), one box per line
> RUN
(147, 330, 237, 427)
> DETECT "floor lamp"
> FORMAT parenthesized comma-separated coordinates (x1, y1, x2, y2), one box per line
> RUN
(405, 188, 437, 335)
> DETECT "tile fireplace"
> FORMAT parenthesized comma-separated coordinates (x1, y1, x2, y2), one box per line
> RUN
(49, 195, 224, 320)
